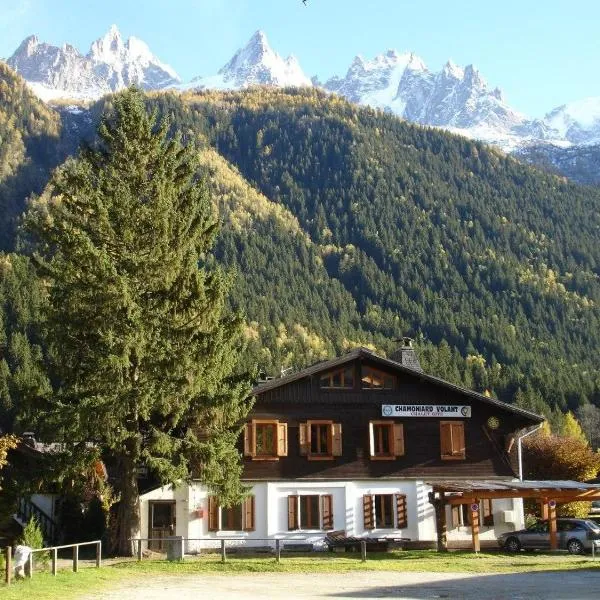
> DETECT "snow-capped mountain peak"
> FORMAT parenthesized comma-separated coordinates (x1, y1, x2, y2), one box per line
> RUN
(184, 30, 311, 91)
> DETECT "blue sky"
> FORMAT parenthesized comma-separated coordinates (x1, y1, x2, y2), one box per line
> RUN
(2, 0, 599, 117)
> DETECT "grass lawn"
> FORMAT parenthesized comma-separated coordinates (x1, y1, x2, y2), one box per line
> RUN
(2, 550, 600, 600)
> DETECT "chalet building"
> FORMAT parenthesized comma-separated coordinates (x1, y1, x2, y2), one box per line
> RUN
(138, 342, 546, 551)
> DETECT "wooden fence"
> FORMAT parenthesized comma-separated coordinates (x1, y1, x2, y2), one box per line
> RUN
(3, 540, 101, 586)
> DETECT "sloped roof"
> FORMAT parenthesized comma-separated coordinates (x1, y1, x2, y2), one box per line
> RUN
(253, 347, 544, 423)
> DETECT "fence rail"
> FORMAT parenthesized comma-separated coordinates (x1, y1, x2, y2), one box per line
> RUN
(3, 540, 101, 586)
(130, 536, 368, 564)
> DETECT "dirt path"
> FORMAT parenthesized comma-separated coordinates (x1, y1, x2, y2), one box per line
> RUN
(83, 569, 600, 599)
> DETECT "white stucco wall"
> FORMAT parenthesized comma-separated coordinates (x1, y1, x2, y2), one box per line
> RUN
(139, 478, 526, 552)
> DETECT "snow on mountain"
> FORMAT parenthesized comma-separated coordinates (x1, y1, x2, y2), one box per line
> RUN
(7, 25, 180, 100)
(544, 97, 600, 145)
(181, 30, 311, 91)
(324, 51, 541, 150)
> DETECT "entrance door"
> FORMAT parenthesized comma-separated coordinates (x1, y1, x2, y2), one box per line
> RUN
(149, 501, 176, 551)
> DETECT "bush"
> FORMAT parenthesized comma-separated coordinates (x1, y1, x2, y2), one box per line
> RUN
(19, 517, 49, 568)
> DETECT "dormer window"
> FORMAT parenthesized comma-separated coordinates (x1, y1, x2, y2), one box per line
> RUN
(320, 367, 354, 389)
(361, 366, 396, 390)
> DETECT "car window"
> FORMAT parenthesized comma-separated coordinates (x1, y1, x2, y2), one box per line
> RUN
(530, 522, 548, 533)
(584, 520, 600, 532)
(557, 521, 571, 532)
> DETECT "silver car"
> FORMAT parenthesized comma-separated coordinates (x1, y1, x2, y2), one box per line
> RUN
(498, 518, 600, 554)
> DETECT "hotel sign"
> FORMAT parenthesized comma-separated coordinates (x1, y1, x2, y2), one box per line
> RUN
(381, 405, 471, 418)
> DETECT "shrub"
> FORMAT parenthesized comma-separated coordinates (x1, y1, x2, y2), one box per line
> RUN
(19, 517, 49, 568)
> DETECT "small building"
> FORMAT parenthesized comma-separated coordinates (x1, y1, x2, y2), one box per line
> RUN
(138, 343, 547, 552)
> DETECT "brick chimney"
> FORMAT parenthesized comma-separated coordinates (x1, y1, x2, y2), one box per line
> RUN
(389, 337, 423, 372)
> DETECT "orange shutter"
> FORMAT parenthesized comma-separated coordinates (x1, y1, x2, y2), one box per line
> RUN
(243, 495, 255, 531)
(440, 422, 452, 459)
(243, 423, 254, 457)
(393, 423, 404, 457)
(395, 494, 407, 528)
(208, 496, 219, 531)
(277, 422, 288, 457)
(322, 494, 334, 530)
(363, 494, 374, 530)
(332, 423, 343, 456)
(288, 495, 298, 530)
(452, 422, 466, 459)
(451, 505, 460, 528)
(299, 423, 309, 456)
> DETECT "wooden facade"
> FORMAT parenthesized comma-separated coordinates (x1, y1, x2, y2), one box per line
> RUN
(243, 350, 541, 482)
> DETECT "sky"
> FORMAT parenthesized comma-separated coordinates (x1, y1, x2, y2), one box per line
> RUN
(1, 0, 599, 117)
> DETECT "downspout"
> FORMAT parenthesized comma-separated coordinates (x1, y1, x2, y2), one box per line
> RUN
(517, 423, 544, 481)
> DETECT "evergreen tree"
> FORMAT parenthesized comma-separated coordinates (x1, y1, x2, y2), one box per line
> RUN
(24, 88, 253, 555)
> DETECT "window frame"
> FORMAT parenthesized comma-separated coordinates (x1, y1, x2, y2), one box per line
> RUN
(244, 419, 288, 461)
(299, 421, 343, 460)
(361, 365, 396, 390)
(319, 367, 355, 389)
(208, 495, 255, 532)
(363, 493, 408, 530)
(368, 421, 404, 460)
(440, 420, 466, 460)
(287, 494, 334, 531)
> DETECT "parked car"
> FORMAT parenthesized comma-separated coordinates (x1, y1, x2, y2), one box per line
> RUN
(590, 500, 600, 514)
(498, 518, 600, 554)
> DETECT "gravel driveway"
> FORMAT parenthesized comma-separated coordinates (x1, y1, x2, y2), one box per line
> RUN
(83, 569, 600, 599)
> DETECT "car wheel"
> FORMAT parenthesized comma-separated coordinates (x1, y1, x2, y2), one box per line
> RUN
(504, 537, 521, 552)
(566, 539, 585, 555)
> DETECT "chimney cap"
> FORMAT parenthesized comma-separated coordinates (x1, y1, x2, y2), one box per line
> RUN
(393, 336, 414, 348)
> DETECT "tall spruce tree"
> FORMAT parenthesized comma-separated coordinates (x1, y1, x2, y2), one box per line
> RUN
(24, 88, 253, 555)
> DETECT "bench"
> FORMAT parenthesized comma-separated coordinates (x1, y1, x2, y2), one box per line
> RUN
(324, 530, 410, 552)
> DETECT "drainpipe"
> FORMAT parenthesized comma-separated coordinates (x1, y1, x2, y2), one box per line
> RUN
(517, 423, 544, 481)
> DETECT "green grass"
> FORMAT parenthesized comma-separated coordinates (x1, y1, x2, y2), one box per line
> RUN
(2, 551, 600, 600)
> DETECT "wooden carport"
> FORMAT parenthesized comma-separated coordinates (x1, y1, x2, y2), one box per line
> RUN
(428, 480, 600, 552)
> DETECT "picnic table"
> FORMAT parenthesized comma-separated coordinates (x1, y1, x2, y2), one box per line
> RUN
(324, 530, 410, 552)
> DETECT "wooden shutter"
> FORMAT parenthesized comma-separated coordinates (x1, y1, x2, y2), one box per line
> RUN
(483, 499, 494, 526)
(395, 494, 407, 528)
(288, 495, 298, 530)
(299, 423, 309, 456)
(451, 505, 460, 528)
(332, 423, 343, 456)
(393, 423, 404, 457)
(243, 495, 255, 531)
(452, 422, 465, 459)
(322, 494, 334, 530)
(277, 422, 288, 456)
(363, 494, 374, 530)
(368, 422, 375, 457)
(440, 422, 452, 459)
(243, 423, 254, 457)
(208, 496, 219, 531)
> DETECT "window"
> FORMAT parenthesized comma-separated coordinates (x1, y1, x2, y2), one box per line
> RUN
(440, 421, 465, 460)
(450, 501, 493, 528)
(368, 421, 404, 460)
(363, 494, 407, 529)
(482, 499, 494, 527)
(299, 421, 343, 460)
(320, 367, 354, 389)
(361, 366, 396, 390)
(244, 420, 288, 460)
(288, 494, 334, 530)
(208, 496, 255, 532)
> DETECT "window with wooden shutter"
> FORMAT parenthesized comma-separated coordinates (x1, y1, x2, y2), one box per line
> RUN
(322, 494, 334, 530)
(208, 496, 218, 531)
(369, 421, 396, 460)
(300, 421, 342, 460)
(440, 421, 466, 460)
(244, 420, 287, 460)
(451, 504, 472, 528)
(288, 495, 298, 530)
(363, 494, 374, 530)
(243, 496, 255, 531)
(395, 494, 407, 528)
(332, 423, 343, 456)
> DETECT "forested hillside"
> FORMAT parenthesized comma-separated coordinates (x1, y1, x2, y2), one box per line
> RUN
(1, 64, 599, 422)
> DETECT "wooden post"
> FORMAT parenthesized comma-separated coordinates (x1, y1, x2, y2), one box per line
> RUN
(541, 500, 549, 521)
(360, 540, 367, 562)
(549, 502, 557, 551)
(52, 548, 58, 576)
(275, 539, 281, 563)
(96, 541, 102, 568)
(434, 492, 448, 552)
(470, 501, 481, 553)
(73, 545, 79, 573)
(5, 546, 11, 586)
(137, 539, 143, 562)
(28, 552, 33, 579)
(220, 539, 226, 563)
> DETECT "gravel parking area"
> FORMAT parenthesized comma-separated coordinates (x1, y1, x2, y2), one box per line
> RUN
(84, 569, 600, 599)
